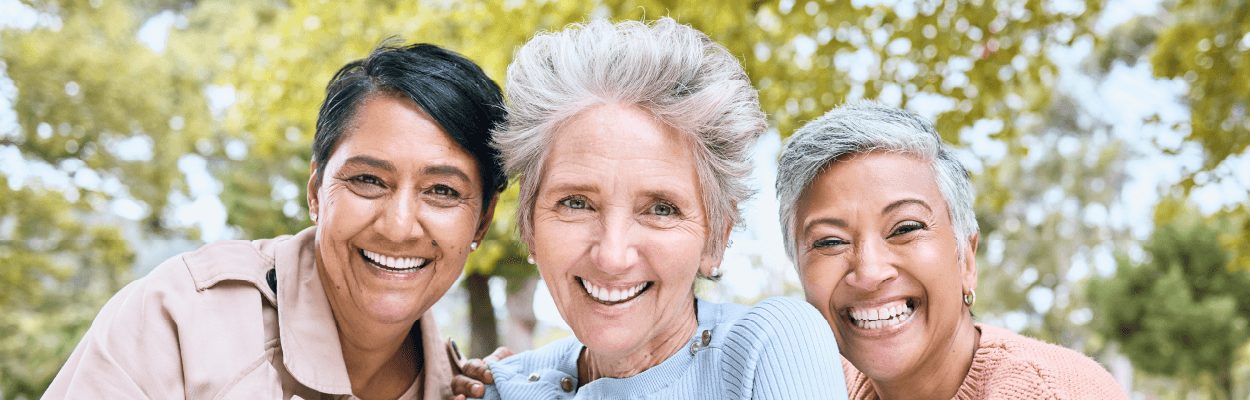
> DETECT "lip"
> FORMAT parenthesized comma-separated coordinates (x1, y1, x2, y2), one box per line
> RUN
(576, 277, 653, 306)
(839, 296, 921, 339)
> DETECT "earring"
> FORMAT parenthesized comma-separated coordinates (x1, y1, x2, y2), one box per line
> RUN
(727, 240, 733, 248)
(310, 213, 317, 223)
(470, 241, 479, 251)
(709, 266, 722, 278)
(963, 289, 976, 307)
(527, 254, 535, 265)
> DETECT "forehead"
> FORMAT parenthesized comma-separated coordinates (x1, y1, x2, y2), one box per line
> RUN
(797, 151, 948, 217)
(550, 104, 691, 157)
(329, 95, 478, 172)
(544, 104, 699, 179)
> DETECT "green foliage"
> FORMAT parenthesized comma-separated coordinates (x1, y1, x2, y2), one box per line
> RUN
(0, 175, 132, 398)
(1098, 0, 1250, 312)
(973, 95, 1133, 345)
(1150, 0, 1249, 172)
(1089, 204, 1250, 397)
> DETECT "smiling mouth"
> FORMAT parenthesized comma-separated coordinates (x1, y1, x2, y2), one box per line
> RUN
(577, 277, 652, 305)
(846, 298, 918, 330)
(360, 249, 429, 273)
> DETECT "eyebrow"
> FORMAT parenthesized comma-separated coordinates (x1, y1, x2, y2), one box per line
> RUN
(423, 164, 472, 183)
(544, 182, 599, 195)
(343, 155, 395, 172)
(640, 189, 687, 202)
(802, 199, 932, 235)
(803, 217, 848, 234)
(883, 198, 933, 214)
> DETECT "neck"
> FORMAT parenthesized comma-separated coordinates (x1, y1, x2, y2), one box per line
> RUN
(336, 318, 420, 399)
(873, 317, 981, 400)
(578, 300, 698, 382)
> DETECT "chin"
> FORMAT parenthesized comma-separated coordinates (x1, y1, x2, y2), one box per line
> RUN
(364, 296, 429, 324)
(573, 321, 643, 356)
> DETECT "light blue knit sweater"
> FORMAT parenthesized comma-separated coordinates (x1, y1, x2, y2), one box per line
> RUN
(483, 297, 847, 399)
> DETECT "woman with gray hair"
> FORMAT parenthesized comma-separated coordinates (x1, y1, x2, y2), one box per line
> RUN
(777, 101, 1125, 399)
(456, 18, 845, 400)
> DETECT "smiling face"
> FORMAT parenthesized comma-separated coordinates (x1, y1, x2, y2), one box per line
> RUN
(530, 103, 719, 361)
(794, 151, 977, 382)
(308, 94, 492, 327)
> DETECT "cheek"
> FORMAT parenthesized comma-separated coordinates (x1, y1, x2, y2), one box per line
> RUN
(425, 207, 481, 241)
(799, 265, 838, 313)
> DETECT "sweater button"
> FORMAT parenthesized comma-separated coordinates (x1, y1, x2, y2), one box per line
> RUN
(528, 372, 541, 382)
(701, 329, 712, 346)
(560, 376, 575, 392)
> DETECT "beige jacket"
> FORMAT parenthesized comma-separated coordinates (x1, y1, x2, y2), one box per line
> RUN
(44, 227, 453, 399)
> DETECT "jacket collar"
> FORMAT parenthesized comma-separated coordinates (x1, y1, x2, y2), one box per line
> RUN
(274, 227, 453, 398)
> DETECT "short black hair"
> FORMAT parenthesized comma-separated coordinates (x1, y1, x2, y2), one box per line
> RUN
(312, 42, 507, 207)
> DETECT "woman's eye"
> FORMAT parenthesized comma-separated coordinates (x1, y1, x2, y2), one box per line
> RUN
(559, 196, 589, 210)
(813, 238, 847, 249)
(891, 222, 925, 236)
(650, 202, 678, 217)
(351, 174, 384, 187)
(430, 184, 460, 198)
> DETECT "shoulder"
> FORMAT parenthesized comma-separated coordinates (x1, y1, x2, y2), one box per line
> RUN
(490, 337, 580, 379)
(110, 234, 290, 314)
(713, 297, 845, 399)
(485, 337, 582, 399)
(970, 324, 1126, 400)
(721, 296, 832, 347)
(45, 234, 297, 397)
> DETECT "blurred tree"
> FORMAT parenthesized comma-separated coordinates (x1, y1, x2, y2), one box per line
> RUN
(1149, 0, 1250, 276)
(1089, 202, 1250, 399)
(1097, 0, 1250, 277)
(973, 94, 1133, 348)
(1, 0, 200, 396)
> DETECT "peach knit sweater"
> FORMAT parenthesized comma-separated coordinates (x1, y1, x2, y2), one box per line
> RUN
(841, 324, 1126, 400)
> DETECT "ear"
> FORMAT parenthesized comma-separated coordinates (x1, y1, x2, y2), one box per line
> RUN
(306, 162, 321, 225)
(474, 194, 500, 243)
(700, 218, 736, 276)
(960, 232, 979, 293)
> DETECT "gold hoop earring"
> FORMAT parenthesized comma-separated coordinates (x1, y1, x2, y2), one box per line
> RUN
(963, 289, 976, 307)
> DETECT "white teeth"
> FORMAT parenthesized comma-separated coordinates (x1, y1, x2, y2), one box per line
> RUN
(849, 300, 917, 330)
(581, 279, 648, 304)
(362, 249, 427, 271)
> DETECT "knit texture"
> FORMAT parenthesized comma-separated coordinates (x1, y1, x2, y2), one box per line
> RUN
(842, 324, 1127, 400)
(484, 297, 846, 399)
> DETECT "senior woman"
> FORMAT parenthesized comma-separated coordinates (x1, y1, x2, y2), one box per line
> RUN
(462, 18, 845, 399)
(45, 43, 505, 399)
(776, 102, 1126, 399)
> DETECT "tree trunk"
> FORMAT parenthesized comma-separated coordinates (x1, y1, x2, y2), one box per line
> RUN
(464, 272, 498, 358)
(503, 276, 539, 352)
(1217, 367, 1233, 400)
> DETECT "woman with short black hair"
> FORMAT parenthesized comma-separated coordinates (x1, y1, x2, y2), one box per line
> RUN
(46, 42, 505, 399)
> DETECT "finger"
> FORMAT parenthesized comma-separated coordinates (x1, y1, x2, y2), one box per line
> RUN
(487, 346, 515, 361)
(463, 359, 495, 384)
(451, 375, 486, 398)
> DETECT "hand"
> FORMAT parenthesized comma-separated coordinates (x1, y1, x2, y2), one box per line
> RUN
(447, 341, 513, 399)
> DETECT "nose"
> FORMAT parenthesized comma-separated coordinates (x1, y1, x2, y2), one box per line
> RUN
(375, 191, 425, 243)
(844, 236, 897, 292)
(590, 209, 639, 275)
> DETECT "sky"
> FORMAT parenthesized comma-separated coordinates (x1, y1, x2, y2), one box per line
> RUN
(1, 0, 1248, 341)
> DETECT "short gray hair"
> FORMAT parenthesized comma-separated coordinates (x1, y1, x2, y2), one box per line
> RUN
(494, 18, 765, 252)
(776, 101, 979, 262)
